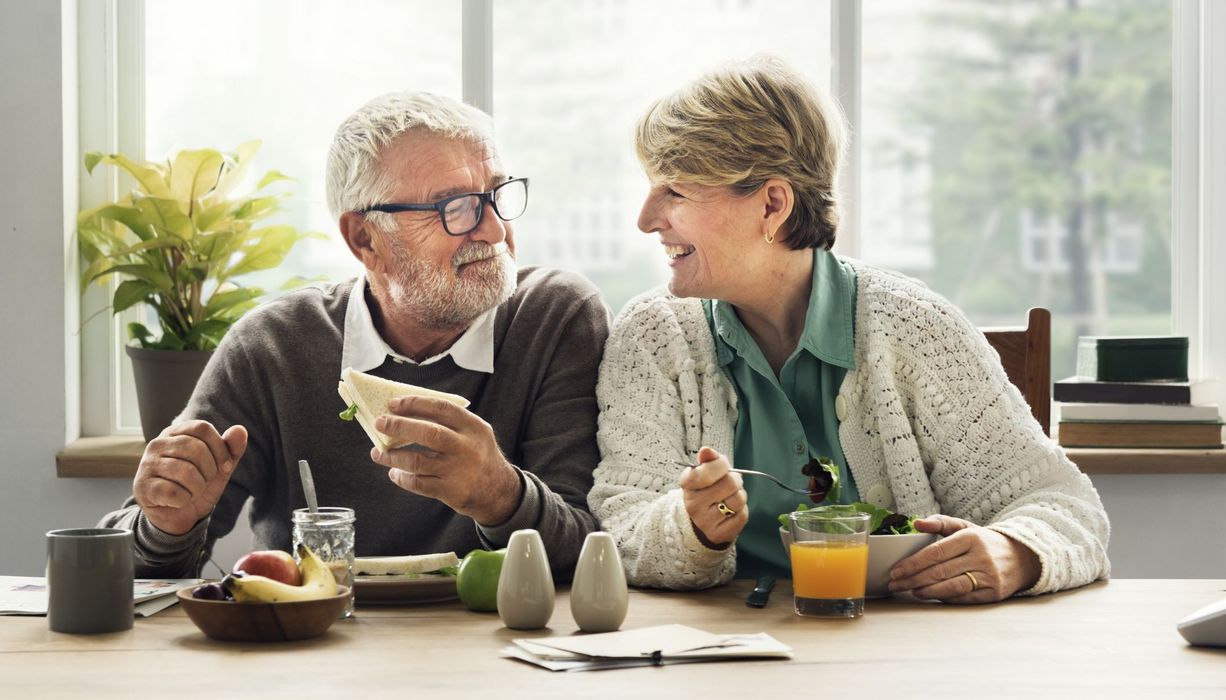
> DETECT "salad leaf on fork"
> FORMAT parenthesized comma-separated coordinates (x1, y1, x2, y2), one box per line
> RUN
(785, 456, 917, 534)
(800, 456, 839, 504)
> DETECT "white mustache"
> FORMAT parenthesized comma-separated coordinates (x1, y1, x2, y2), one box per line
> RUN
(453, 241, 509, 267)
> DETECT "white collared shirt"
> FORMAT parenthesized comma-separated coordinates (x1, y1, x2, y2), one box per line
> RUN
(339, 273, 496, 376)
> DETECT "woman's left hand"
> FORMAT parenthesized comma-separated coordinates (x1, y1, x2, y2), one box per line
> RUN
(886, 515, 1041, 604)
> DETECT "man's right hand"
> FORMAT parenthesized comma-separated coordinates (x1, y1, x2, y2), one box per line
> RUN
(133, 420, 248, 536)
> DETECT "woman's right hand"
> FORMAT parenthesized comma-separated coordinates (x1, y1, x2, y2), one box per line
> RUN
(679, 446, 749, 549)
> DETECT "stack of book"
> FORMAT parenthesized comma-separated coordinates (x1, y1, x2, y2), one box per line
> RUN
(1054, 336, 1223, 449)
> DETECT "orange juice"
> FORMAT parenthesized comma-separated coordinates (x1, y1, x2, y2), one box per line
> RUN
(790, 540, 869, 600)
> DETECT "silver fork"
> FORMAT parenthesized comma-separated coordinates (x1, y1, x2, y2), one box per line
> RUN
(672, 461, 823, 496)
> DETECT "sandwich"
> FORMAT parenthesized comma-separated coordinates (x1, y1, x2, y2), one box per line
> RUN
(353, 552, 461, 579)
(337, 367, 470, 452)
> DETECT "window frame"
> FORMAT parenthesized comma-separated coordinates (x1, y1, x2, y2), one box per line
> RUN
(1172, 0, 1225, 404)
(74, 0, 1226, 438)
(78, 0, 146, 436)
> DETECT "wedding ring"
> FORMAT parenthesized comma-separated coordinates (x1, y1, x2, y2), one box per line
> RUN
(963, 571, 979, 591)
(716, 501, 736, 517)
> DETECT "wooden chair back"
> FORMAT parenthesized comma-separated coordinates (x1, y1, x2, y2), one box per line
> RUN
(981, 307, 1052, 436)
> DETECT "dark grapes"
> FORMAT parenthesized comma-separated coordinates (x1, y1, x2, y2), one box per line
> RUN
(191, 583, 227, 601)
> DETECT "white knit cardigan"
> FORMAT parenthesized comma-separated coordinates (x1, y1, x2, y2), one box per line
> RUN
(590, 259, 1110, 594)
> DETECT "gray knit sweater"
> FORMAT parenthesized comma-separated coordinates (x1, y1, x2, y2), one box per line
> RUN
(100, 267, 610, 579)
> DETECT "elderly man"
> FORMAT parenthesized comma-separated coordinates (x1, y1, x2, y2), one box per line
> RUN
(100, 91, 610, 579)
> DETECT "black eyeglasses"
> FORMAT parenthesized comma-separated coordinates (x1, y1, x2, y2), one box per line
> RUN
(358, 177, 529, 236)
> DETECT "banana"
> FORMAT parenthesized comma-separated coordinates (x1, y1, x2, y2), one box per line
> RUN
(222, 543, 339, 603)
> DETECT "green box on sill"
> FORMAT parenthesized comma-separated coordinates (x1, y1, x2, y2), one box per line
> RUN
(1075, 336, 1189, 382)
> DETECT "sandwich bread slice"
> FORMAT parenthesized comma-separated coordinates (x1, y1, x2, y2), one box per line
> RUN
(353, 552, 461, 577)
(337, 367, 470, 451)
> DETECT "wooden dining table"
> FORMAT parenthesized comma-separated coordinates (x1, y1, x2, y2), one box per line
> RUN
(4, 578, 1224, 697)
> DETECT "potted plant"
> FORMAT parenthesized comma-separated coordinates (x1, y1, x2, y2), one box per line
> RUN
(78, 141, 321, 441)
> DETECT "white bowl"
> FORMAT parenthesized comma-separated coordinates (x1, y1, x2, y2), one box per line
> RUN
(780, 527, 937, 599)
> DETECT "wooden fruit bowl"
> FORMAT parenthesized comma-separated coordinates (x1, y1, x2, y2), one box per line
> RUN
(177, 585, 350, 642)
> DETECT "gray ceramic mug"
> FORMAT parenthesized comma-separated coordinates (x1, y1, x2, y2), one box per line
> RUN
(46, 528, 134, 634)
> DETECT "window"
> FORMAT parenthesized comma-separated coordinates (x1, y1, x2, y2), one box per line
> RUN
(145, 0, 462, 290)
(79, 0, 1217, 435)
(492, 0, 830, 313)
(88, 0, 463, 433)
(84, 0, 831, 433)
(860, 0, 1173, 380)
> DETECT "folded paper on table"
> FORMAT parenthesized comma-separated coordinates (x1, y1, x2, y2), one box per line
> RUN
(135, 590, 191, 617)
(0, 576, 48, 615)
(0, 576, 202, 616)
(504, 623, 792, 672)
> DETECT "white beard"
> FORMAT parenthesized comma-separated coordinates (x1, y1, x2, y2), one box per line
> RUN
(384, 239, 516, 331)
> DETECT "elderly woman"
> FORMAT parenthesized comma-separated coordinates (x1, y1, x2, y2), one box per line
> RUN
(590, 56, 1110, 603)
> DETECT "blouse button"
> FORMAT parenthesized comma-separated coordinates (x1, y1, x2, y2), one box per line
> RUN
(793, 441, 805, 455)
(834, 394, 848, 421)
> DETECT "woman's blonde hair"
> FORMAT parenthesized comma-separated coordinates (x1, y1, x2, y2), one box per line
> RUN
(635, 55, 845, 250)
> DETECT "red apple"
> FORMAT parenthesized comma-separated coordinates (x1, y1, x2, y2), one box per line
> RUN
(232, 550, 302, 586)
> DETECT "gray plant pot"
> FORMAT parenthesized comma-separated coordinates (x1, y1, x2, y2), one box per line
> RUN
(125, 345, 213, 442)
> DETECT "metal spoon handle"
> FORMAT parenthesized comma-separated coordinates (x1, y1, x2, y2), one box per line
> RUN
(298, 459, 319, 514)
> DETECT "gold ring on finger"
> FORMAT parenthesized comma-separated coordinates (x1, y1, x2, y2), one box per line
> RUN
(963, 571, 979, 591)
(716, 501, 736, 517)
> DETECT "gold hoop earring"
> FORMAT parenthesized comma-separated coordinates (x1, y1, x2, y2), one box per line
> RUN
(764, 230, 776, 244)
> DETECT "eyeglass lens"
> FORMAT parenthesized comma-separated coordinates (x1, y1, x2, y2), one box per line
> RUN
(444, 179, 528, 235)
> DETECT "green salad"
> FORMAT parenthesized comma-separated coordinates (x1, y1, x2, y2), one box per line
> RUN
(779, 502, 918, 535)
(780, 456, 918, 535)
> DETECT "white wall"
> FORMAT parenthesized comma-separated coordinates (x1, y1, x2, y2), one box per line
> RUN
(0, 0, 125, 576)
(1093, 475, 1226, 579)
(0, 0, 1221, 581)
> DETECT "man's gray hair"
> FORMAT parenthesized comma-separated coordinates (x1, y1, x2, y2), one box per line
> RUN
(325, 91, 495, 223)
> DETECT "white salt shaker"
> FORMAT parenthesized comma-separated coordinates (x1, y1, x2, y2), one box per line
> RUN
(497, 529, 555, 630)
(569, 531, 628, 632)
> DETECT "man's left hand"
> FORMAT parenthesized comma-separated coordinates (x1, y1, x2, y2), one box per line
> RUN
(886, 514, 1041, 604)
(371, 395, 522, 526)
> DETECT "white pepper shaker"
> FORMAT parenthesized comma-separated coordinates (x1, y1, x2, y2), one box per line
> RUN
(497, 529, 555, 630)
(569, 531, 628, 632)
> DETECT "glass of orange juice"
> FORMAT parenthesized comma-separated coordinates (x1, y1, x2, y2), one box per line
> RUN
(788, 508, 871, 618)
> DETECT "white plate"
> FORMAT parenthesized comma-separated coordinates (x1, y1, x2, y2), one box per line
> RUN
(353, 574, 458, 605)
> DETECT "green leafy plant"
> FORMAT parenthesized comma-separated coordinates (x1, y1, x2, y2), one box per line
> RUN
(78, 141, 323, 351)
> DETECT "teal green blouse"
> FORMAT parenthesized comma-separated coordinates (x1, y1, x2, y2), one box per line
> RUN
(702, 249, 859, 578)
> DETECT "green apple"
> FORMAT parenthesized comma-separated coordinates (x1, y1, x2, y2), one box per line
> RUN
(456, 548, 506, 612)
